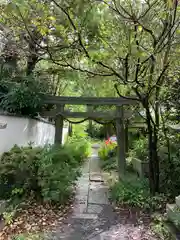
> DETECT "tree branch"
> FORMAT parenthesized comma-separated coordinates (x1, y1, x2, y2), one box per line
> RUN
(52, 0, 125, 81)
(114, 83, 140, 101)
(138, 0, 159, 20)
(148, 64, 169, 97)
(46, 50, 114, 77)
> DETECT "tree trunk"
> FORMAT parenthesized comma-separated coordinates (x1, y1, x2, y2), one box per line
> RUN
(146, 108, 156, 195)
(153, 126, 159, 193)
(26, 55, 38, 76)
(145, 105, 160, 195)
(26, 30, 41, 76)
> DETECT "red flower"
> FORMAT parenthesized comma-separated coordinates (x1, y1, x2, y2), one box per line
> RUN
(105, 138, 112, 145)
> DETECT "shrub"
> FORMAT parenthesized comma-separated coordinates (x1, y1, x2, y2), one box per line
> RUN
(159, 134, 180, 197)
(110, 179, 167, 211)
(68, 124, 88, 141)
(38, 145, 81, 203)
(0, 77, 44, 116)
(0, 144, 43, 199)
(71, 141, 91, 160)
(101, 156, 117, 171)
(86, 123, 106, 139)
(98, 141, 117, 161)
(128, 137, 148, 161)
(0, 138, 91, 203)
(67, 124, 92, 158)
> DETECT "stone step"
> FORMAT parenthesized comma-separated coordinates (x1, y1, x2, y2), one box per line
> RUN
(71, 213, 98, 219)
(167, 203, 180, 228)
(90, 173, 104, 182)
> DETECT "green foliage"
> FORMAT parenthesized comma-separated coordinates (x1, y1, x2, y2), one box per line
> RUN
(38, 144, 81, 203)
(3, 210, 15, 225)
(98, 143, 110, 161)
(101, 156, 117, 171)
(68, 124, 88, 141)
(128, 137, 148, 161)
(86, 123, 106, 139)
(128, 129, 147, 150)
(98, 142, 117, 161)
(0, 0, 179, 196)
(67, 124, 92, 158)
(0, 76, 44, 116)
(0, 138, 91, 203)
(110, 179, 167, 211)
(13, 233, 43, 240)
(0, 144, 43, 199)
(159, 134, 180, 197)
(98, 141, 118, 172)
(150, 214, 172, 240)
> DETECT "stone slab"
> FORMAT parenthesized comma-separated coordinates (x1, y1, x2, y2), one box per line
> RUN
(72, 213, 98, 219)
(81, 161, 90, 174)
(75, 195, 88, 202)
(90, 159, 101, 173)
(92, 143, 101, 149)
(73, 202, 87, 214)
(77, 176, 89, 183)
(88, 183, 109, 205)
(87, 204, 104, 214)
(90, 173, 103, 182)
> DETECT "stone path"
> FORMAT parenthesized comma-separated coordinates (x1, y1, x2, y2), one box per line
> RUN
(46, 146, 157, 240)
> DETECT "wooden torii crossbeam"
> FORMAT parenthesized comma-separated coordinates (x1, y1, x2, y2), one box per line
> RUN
(42, 95, 138, 105)
(41, 94, 138, 178)
(41, 109, 133, 120)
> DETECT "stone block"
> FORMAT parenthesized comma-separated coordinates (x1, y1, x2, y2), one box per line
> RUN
(88, 183, 109, 205)
(72, 213, 98, 219)
(90, 173, 103, 182)
(73, 201, 87, 215)
(167, 203, 180, 227)
(87, 204, 103, 214)
(132, 158, 148, 178)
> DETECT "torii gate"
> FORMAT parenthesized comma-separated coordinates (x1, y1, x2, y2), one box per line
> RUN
(41, 95, 138, 178)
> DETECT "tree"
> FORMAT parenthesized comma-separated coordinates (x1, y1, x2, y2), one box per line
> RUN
(1, 0, 179, 194)
(43, 0, 179, 194)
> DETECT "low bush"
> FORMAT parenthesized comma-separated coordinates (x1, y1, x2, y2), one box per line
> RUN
(67, 124, 92, 159)
(101, 156, 117, 171)
(0, 137, 91, 203)
(86, 123, 106, 139)
(98, 141, 117, 161)
(128, 137, 148, 161)
(110, 179, 167, 211)
(38, 144, 81, 203)
(99, 141, 133, 173)
(0, 144, 42, 199)
(128, 130, 143, 150)
(0, 77, 45, 116)
(159, 134, 180, 197)
(151, 214, 172, 240)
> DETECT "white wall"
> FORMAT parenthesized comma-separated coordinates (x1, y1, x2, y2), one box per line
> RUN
(0, 114, 68, 155)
